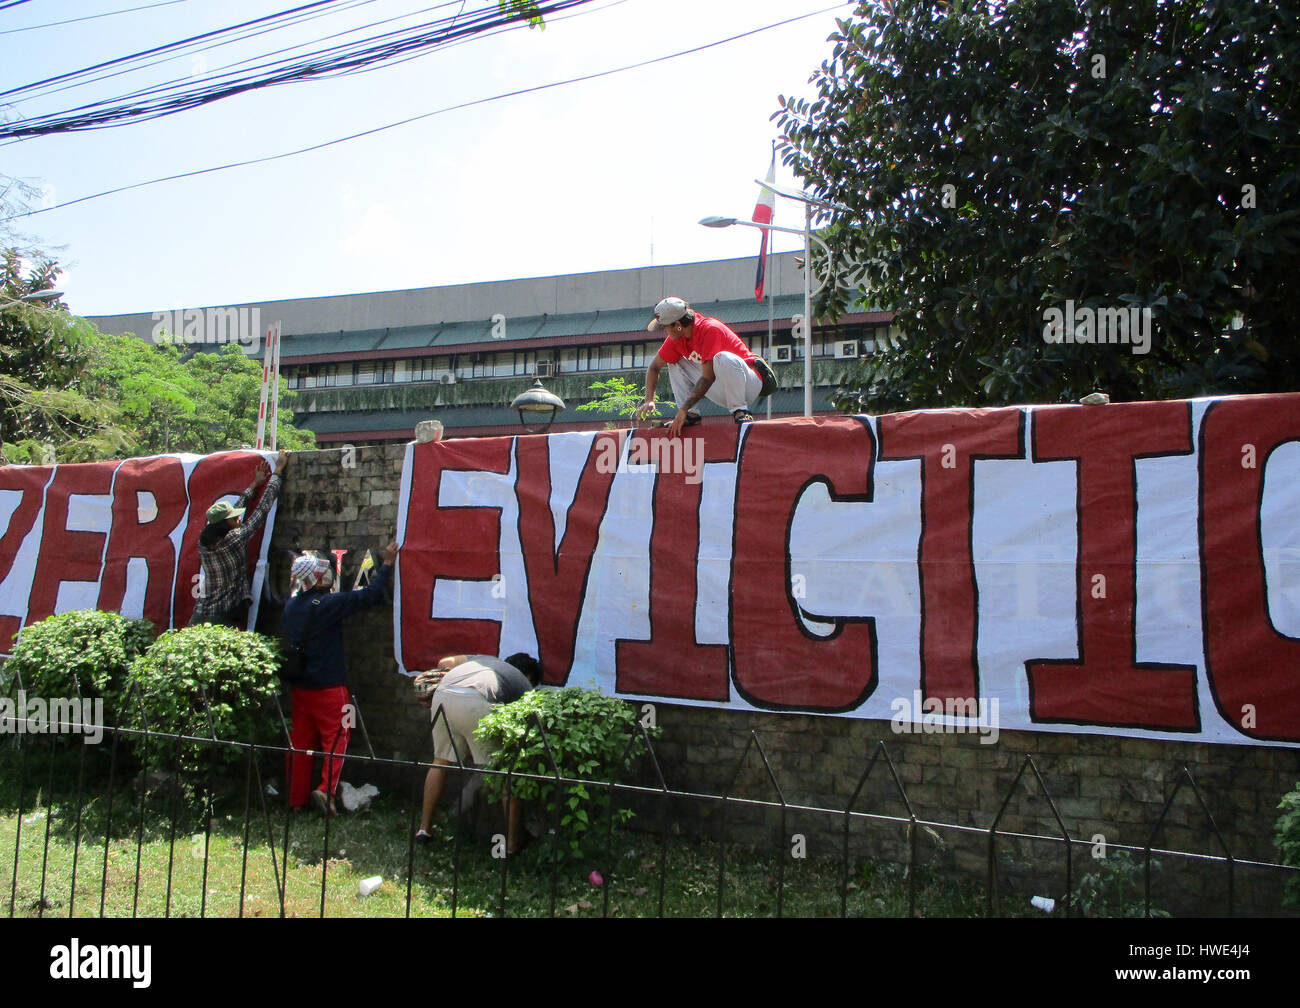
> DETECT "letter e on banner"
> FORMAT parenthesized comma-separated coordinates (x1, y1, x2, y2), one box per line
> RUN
(399, 438, 511, 670)
(516, 431, 621, 685)
(27, 462, 116, 626)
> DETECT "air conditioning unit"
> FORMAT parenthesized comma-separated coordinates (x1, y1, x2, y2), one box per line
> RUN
(440, 374, 456, 385)
(834, 341, 859, 359)
(773, 345, 793, 363)
(536, 360, 553, 377)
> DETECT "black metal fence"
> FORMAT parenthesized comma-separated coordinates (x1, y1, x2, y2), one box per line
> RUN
(1, 687, 1296, 918)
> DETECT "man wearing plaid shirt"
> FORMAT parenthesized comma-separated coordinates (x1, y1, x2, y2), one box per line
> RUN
(190, 451, 289, 628)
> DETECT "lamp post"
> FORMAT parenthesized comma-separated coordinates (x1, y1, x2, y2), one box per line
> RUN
(509, 378, 565, 434)
(0, 288, 65, 310)
(699, 216, 833, 418)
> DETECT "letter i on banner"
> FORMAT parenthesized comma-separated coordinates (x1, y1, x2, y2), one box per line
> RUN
(267, 321, 282, 451)
(255, 324, 274, 450)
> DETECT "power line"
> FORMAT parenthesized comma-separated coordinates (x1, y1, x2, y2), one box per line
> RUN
(6, 0, 386, 110)
(0, 0, 348, 100)
(0, 0, 583, 135)
(0, 1, 199, 36)
(3, 3, 846, 223)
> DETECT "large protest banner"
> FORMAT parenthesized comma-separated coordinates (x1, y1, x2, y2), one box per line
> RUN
(0, 451, 277, 654)
(395, 394, 1300, 747)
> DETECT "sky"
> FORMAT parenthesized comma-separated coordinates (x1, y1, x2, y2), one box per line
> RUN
(0, 0, 854, 317)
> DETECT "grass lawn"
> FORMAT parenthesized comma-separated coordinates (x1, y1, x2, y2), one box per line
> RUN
(0, 776, 996, 918)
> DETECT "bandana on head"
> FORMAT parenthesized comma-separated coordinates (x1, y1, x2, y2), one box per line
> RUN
(291, 554, 332, 592)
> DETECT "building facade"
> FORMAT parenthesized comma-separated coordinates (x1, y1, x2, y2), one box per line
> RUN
(90, 252, 892, 444)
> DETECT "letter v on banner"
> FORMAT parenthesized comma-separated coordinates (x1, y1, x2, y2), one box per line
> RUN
(516, 432, 622, 684)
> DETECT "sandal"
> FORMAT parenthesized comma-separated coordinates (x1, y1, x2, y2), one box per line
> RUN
(310, 789, 337, 818)
(650, 412, 702, 428)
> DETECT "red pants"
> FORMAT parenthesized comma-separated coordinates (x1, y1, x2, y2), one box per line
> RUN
(286, 685, 351, 808)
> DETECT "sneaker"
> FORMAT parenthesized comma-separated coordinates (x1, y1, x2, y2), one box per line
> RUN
(414, 828, 433, 846)
(732, 409, 754, 424)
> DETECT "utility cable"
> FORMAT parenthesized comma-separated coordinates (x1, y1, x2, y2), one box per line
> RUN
(0, 0, 579, 134)
(3, 3, 846, 223)
(0, 1, 199, 36)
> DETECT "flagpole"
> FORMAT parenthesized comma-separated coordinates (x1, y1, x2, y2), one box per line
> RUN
(766, 218, 774, 422)
(267, 321, 282, 451)
(254, 323, 272, 450)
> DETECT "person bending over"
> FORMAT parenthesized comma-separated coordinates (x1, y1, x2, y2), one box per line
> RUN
(416, 653, 543, 852)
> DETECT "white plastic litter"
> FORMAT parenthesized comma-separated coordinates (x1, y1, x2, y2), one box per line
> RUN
(338, 781, 379, 813)
(358, 876, 382, 897)
(1030, 895, 1056, 914)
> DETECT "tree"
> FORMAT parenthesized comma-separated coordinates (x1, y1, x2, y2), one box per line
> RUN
(85, 335, 316, 456)
(776, 0, 1300, 412)
(1, 251, 132, 463)
(575, 377, 670, 427)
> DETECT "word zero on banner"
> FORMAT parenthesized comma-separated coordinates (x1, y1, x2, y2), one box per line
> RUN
(0, 451, 278, 652)
(393, 394, 1300, 747)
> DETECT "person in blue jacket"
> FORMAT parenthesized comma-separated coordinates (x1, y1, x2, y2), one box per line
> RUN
(282, 540, 398, 815)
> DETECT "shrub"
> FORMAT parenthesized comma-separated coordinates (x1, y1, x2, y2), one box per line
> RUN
(1276, 781, 1300, 907)
(475, 687, 656, 859)
(126, 624, 282, 770)
(1071, 850, 1169, 918)
(2, 609, 154, 716)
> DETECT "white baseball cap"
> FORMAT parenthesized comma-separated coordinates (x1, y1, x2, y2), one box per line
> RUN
(647, 296, 690, 331)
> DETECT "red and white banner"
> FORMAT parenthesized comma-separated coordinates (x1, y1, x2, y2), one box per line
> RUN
(0, 451, 278, 654)
(395, 394, 1300, 746)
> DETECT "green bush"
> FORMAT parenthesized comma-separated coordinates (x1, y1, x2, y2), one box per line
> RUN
(125, 624, 282, 771)
(1071, 850, 1169, 918)
(475, 687, 656, 859)
(1276, 782, 1300, 907)
(2, 609, 154, 716)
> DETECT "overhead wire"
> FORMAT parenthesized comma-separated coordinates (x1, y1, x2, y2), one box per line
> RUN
(69, 0, 475, 108)
(0, 0, 585, 134)
(0, 0, 351, 100)
(0, 1, 200, 36)
(3, 3, 846, 223)
(6, 0, 386, 110)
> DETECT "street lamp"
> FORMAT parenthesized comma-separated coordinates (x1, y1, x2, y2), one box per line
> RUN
(700, 215, 832, 417)
(0, 288, 65, 310)
(509, 378, 565, 434)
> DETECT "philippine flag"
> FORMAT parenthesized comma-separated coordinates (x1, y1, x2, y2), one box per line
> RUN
(752, 148, 776, 301)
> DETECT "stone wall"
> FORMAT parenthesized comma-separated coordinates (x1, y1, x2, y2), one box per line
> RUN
(265, 444, 1300, 915)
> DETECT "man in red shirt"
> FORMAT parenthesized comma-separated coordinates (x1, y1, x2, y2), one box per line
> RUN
(635, 297, 765, 437)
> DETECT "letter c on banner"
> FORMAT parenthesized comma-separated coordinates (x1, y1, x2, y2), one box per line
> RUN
(730, 418, 878, 711)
